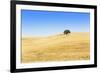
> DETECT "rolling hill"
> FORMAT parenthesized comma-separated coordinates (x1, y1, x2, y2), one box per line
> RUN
(22, 32, 90, 63)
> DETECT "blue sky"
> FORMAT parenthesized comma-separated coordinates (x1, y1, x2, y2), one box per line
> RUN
(21, 10, 90, 36)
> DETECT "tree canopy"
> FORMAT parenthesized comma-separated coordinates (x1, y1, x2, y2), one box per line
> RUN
(64, 30, 71, 35)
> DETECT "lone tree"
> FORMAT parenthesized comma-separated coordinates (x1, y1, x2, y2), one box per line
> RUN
(64, 30, 71, 35)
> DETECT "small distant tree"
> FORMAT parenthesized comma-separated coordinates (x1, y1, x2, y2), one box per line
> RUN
(64, 30, 71, 35)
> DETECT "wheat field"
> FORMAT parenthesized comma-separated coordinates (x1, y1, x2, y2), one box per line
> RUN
(22, 32, 90, 63)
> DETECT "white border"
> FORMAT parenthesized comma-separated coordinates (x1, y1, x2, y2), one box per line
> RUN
(16, 4, 94, 69)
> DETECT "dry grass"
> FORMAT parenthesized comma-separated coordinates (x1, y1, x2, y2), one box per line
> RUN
(22, 32, 90, 63)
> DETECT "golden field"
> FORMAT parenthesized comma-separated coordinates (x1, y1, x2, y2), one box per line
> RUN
(22, 32, 90, 63)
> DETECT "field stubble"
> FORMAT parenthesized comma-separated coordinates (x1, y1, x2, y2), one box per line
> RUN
(22, 32, 90, 63)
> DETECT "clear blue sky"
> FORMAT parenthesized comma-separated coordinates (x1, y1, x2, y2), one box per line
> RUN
(21, 10, 90, 36)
